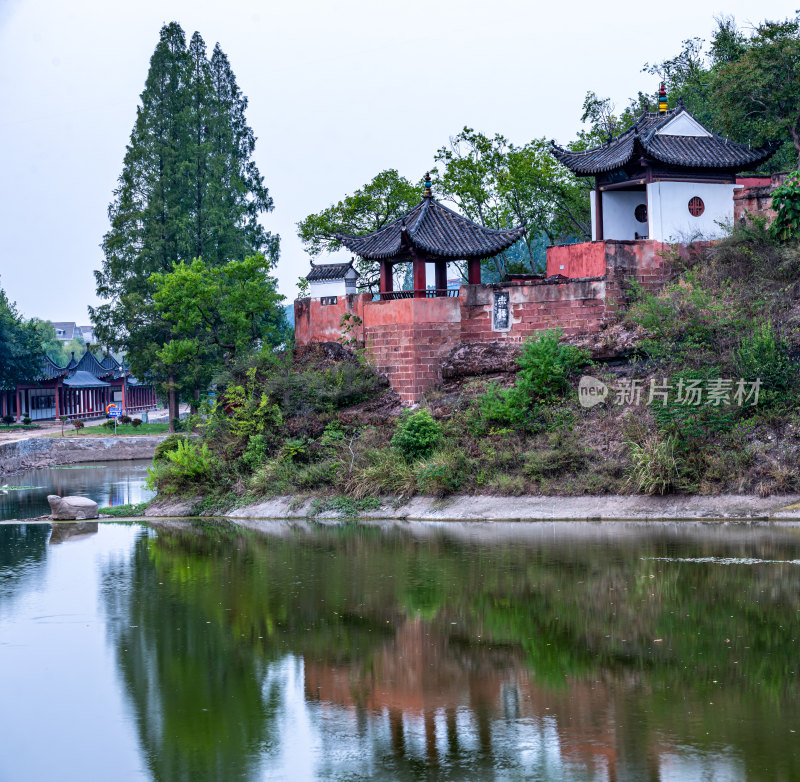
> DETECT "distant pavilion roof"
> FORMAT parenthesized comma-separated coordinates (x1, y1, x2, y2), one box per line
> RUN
(63, 370, 110, 388)
(306, 261, 358, 282)
(337, 196, 526, 262)
(551, 106, 779, 176)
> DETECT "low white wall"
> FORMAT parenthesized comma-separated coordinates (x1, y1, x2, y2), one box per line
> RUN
(648, 181, 735, 242)
(0, 436, 167, 476)
(308, 280, 348, 297)
(601, 190, 648, 240)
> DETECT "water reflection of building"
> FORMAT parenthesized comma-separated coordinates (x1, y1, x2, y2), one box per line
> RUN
(303, 617, 687, 780)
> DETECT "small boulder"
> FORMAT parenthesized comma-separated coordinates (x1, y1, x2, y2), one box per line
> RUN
(47, 495, 99, 521)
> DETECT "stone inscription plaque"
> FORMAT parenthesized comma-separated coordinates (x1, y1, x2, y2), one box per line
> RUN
(493, 291, 510, 331)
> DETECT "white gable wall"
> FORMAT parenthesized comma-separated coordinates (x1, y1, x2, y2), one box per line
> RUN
(655, 111, 711, 137)
(309, 279, 348, 297)
(647, 181, 736, 242)
(590, 190, 597, 240)
(601, 190, 648, 240)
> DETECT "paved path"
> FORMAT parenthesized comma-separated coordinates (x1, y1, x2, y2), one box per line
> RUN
(0, 405, 188, 446)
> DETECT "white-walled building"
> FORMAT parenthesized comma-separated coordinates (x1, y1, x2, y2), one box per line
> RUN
(306, 260, 359, 299)
(553, 101, 778, 243)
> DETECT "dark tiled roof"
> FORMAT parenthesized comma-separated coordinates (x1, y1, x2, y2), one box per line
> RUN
(306, 262, 357, 281)
(74, 350, 105, 375)
(552, 108, 779, 175)
(100, 355, 120, 371)
(338, 197, 526, 261)
(37, 356, 70, 381)
(63, 370, 110, 388)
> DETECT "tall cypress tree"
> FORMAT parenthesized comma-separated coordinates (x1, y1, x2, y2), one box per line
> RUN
(92, 23, 277, 426)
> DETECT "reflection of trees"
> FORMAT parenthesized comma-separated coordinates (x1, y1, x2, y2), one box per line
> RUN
(106, 522, 800, 780)
(102, 528, 280, 782)
(0, 524, 50, 614)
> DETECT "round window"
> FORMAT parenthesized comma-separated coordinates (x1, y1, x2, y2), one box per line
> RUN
(634, 204, 648, 223)
(688, 196, 705, 217)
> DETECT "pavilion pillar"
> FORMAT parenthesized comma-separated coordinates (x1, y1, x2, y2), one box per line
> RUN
(595, 188, 604, 241)
(434, 261, 447, 295)
(467, 258, 481, 285)
(15, 389, 21, 422)
(412, 253, 427, 298)
(54, 383, 60, 419)
(379, 260, 393, 297)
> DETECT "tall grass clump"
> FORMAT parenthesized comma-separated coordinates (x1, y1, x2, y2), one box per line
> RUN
(626, 435, 679, 495)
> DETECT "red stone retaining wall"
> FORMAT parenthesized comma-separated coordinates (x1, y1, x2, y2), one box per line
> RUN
(362, 298, 461, 403)
(294, 293, 369, 346)
(733, 173, 787, 226)
(295, 238, 708, 401)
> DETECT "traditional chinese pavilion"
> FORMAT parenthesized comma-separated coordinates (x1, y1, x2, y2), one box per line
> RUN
(337, 174, 526, 297)
(0, 348, 157, 422)
(551, 93, 779, 242)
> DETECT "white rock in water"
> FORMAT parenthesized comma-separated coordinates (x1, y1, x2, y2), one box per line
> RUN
(47, 495, 99, 521)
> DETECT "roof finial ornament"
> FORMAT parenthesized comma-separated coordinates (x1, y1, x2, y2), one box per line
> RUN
(658, 82, 668, 113)
(423, 172, 432, 198)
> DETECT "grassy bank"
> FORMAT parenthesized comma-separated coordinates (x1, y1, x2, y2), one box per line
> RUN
(47, 422, 170, 438)
(146, 226, 800, 510)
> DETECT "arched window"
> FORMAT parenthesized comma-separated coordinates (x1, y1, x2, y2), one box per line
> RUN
(688, 197, 705, 217)
(634, 204, 648, 223)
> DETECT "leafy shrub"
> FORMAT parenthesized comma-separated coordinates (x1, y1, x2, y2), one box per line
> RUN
(146, 439, 217, 494)
(240, 433, 273, 470)
(72, 419, 85, 431)
(468, 332, 586, 434)
(22, 417, 32, 426)
(131, 418, 143, 428)
(266, 361, 387, 416)
(469, 382, 529, 432)
(391, 409, 441, 461)
(523, 435, 588, 480)
(515, 329, 588, 402)
(119, 415, 132, 425)
(626, 435, 679, 495)
(153, 433, 189, 462)
(770, 173, 800, 242)
(486, 474, 526, 496)
(415, 448, 469, 496)
(734, 319, 794, 405)
(249, 457, 301, 495)
(345, 448, 417, 499)
(102, 419, 116, 430)
(2, 415, 13, 426)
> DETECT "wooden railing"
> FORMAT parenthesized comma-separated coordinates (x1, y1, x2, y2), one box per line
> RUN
(378, 288, 460, 301)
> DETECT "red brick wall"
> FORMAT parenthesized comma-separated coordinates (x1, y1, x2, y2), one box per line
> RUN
(294, 293, 369, 346)
(459, 279, 613, 344)
(362, 298, 461, 403)
(546, 242, 606, 278)
(733, 174, 787, 226)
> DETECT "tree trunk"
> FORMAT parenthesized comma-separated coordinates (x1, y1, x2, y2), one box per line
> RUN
(167, 374, 179, 433)
(190, 387, 200, 415)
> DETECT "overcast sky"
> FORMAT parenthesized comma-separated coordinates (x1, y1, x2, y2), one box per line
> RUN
(0, 0, 793, 324)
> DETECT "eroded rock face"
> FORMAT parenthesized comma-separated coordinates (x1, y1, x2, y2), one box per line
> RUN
(47, 495, 99, 521)
(441, 343, 520, 379)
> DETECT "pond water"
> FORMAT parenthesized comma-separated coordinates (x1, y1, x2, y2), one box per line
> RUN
(0, 460, 155, 519)
(2, 508, 800, 781)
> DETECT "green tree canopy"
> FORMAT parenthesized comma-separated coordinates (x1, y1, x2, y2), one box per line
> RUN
(296, 169, 420, 290)
(0, 282, 41, 388)
(91, 22, 277, 425)
(151, 255, 287, 377)
(713, 18, 800, 169)
(433, 128, 590, 277)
